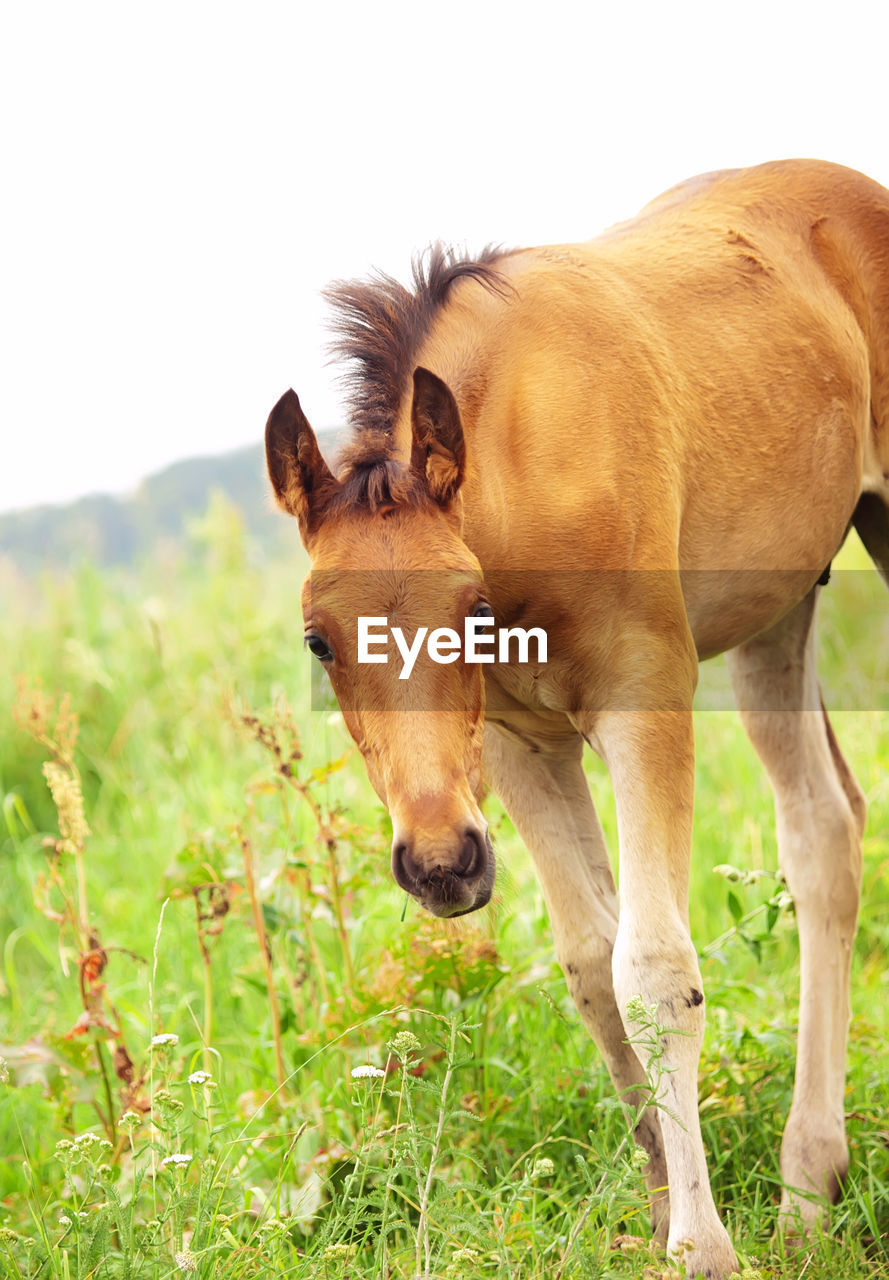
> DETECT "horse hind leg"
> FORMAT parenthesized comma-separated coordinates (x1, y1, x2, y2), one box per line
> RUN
(726, 589, 864, 1235)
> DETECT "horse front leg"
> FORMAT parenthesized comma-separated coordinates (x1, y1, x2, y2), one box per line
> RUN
(582, 701, 738, 1280)
(482, 721, 670, 1239)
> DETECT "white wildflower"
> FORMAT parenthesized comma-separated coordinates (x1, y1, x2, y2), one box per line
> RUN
(323, 1242, 356, 1259)
(351, 1064, 385, 1080)
(150, 1033, 179, 1048)
(75, 1132, 111, 1154)
(174, 1248, 198, 1272)
(625, 995, 658, 1024)
(58, 1215, 72, 1227)
(390, 1030, 421, 1057)
(258, 1217, 289, 1234)
(160, 1153, 192, 1168)
(188, 1070, 213, 1085)
(450, 1246, 483, 1263)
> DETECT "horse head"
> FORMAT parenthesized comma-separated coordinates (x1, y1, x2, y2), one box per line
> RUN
(265, 366, 495, 917)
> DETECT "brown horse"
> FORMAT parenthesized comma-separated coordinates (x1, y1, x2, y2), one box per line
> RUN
(265, 159, 889, 1279)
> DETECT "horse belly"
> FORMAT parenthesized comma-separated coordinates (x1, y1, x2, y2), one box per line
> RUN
(680, 403, 863, 657)
(683, 567, 824, 659)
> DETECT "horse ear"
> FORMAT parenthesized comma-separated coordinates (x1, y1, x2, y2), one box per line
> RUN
(410, 367, 466, 508)
(265, 389, 338, 542)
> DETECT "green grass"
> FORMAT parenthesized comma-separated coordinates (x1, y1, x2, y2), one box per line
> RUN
(1, 503, 887, 1277)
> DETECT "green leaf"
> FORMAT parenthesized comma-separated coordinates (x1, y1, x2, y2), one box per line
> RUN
(3, 791, 37, 839)
(741, 932, 762, 961)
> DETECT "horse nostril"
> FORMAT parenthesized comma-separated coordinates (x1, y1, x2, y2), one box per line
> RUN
(457, 828, 486, 879)
(392, 840, 419, 890)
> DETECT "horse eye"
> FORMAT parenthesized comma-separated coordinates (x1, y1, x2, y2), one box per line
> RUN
(472, 602, 495, 620)
(305, 633, 334, 662)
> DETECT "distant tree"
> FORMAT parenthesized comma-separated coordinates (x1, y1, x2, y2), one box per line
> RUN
(0, 429, 346, 574)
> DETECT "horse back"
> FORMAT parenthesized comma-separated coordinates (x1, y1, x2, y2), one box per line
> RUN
(419, 160, 889, 656)
(442, 162, 888, 507)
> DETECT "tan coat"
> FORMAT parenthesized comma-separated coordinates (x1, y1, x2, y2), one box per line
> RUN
(265, 160, 889, 1279)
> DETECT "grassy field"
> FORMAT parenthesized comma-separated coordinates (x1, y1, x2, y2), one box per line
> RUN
(1, 500, 887, 1278)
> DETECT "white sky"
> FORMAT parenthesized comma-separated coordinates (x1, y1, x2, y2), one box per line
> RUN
(2, 1, 888, 513)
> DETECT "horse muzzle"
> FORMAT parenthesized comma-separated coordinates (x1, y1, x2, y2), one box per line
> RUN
(391, 825, 495, 917)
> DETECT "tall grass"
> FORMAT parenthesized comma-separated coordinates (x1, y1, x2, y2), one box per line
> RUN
(1, 499, 887, 1277)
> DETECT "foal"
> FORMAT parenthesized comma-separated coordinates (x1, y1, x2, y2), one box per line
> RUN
(266, 159, 889, 1278)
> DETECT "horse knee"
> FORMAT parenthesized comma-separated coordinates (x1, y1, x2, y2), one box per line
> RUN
(559, 939, 616, 1014)
(612, 922, 706, 1046)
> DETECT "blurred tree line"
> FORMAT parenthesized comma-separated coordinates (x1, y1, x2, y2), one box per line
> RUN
(0, 431, 347, 572)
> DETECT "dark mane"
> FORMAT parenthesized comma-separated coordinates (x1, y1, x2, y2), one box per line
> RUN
(319, 244, 510, 516)
(325, 243, 510, 442)
(324, 440, 436, 517)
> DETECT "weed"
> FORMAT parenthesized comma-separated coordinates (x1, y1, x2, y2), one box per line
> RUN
(1, 526, 887, 1277)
